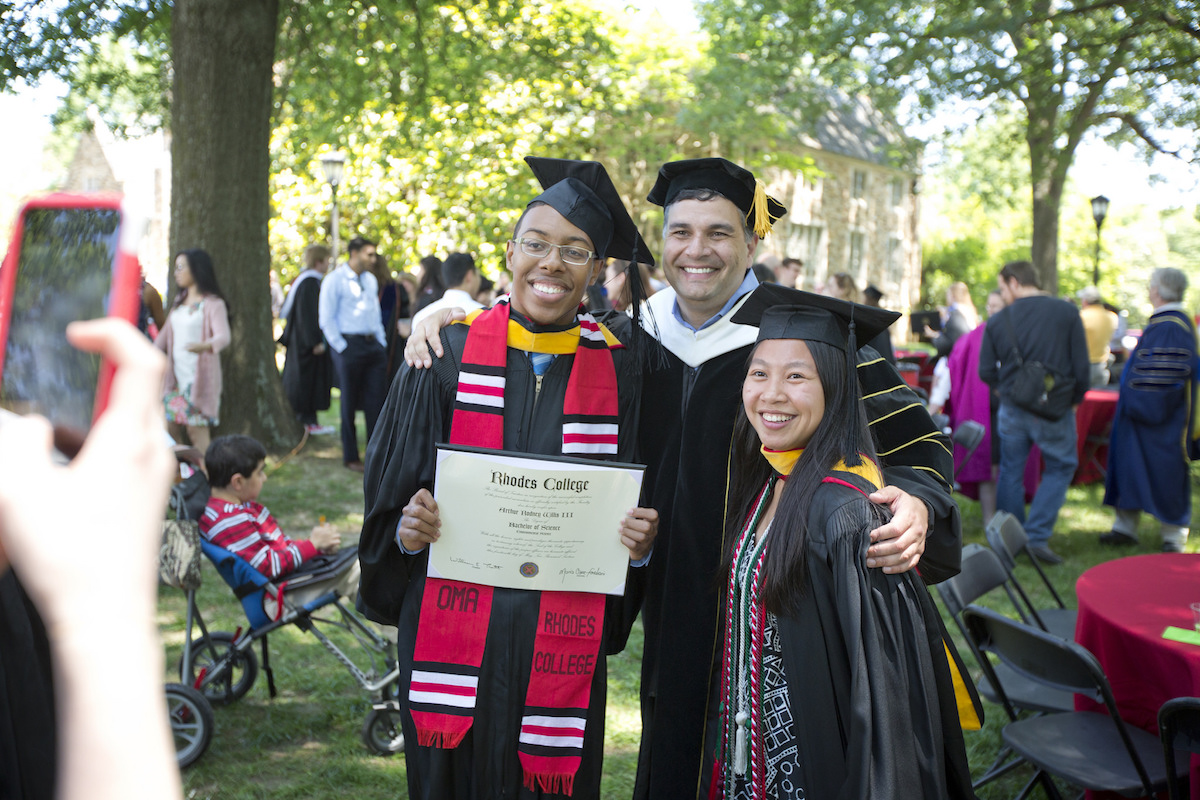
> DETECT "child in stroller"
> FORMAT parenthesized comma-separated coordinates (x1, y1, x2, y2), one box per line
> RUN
(198, 434, 359, 619)
(168, 434, 402, 766)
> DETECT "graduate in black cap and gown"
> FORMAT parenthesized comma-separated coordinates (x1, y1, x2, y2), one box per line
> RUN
(717, 284, 976, 800)
(358, 157, 658, 800)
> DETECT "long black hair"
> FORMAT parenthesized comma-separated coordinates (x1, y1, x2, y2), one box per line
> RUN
(173, 248, 226, 308)
(723, 337, 878, 615)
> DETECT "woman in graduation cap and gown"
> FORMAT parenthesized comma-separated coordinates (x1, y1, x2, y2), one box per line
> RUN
(717, 284, 978, 800)
(358, 157, 657, 800)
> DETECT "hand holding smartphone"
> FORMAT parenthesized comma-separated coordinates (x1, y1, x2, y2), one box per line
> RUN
(0, 194, 143, 457)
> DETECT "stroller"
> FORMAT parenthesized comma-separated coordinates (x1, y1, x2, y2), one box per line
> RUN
(161, 466, 403, 768)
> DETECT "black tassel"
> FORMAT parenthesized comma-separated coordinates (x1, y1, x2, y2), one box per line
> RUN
(845, 310, 862, 467)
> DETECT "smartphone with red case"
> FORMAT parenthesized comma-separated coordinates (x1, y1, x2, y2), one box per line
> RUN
(0, 194, 142, 454)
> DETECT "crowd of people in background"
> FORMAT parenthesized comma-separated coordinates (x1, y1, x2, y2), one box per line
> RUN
(5, 148, 1197, 800)
(260, 216, 1191, 570)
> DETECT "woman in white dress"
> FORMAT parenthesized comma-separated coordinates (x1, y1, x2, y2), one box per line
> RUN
(155, 249, 230, 454)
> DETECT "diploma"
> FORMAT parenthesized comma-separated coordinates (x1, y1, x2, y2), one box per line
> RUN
(428, 445, 645, 594)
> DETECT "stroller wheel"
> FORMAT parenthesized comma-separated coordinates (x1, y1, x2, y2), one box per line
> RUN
(181, 631, 259, 705)
(362, 706, 405, 756)
(165, 682, 214, 768)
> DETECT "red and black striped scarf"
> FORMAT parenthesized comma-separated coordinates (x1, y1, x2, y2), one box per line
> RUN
(409, 298, 619, 795)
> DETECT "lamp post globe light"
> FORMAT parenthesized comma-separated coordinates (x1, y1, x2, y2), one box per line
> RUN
(1090, 194, 1109, 287)
(320, 153, 346, 265)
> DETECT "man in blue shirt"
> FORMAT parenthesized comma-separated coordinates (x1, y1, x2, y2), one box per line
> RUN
(319, 236, 387, 471)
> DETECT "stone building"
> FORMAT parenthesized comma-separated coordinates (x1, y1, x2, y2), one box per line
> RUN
(758, 92, 922, 344)
(59, 110, 172, 292)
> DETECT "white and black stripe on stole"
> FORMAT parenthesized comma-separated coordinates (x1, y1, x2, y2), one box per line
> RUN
(408, 662, 481, 716)
(518, 705, 589, 758)
(561, 315, 619, 457)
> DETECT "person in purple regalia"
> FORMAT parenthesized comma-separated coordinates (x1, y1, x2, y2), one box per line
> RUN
(946, 289, 1005, 524)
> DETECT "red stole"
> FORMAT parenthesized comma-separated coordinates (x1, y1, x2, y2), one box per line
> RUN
(409, 300, 617, 795)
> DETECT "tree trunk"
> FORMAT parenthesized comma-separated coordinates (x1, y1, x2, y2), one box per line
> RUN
(1026, 107, 1071, 296)
(1030, 179, 1062, 295)
(170, 0, 299, 451)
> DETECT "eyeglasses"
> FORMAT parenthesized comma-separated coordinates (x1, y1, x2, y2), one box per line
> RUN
(511, 237, 596, 267)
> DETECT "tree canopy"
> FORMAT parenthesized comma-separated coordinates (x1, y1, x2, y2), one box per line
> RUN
(6, 0, 1198, 442)
(694, 0, 1200, 292)
(1, 0, 707, 445)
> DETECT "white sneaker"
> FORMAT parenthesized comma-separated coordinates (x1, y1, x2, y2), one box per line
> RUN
(306, 424, 337, 435)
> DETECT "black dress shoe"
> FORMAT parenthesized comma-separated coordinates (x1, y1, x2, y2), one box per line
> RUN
(1099, 530, 1138, 547)
(1027, 544, 1063, 565)
(344, 460, 365, 473)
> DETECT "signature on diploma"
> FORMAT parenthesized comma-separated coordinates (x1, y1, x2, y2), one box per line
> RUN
(558, 566, 607, 583)
(450, 556, 502, 571)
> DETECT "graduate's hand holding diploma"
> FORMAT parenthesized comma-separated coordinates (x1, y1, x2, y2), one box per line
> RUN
(864, 485, 927, 574)
(398, 488, 441, 552)
(620, 506, 658, 562)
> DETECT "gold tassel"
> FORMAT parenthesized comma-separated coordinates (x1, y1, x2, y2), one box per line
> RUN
(750, 180, 772, 239)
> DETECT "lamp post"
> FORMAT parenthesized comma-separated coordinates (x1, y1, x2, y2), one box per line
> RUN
(320, 153, 346, 265)
(1090, 194, 1109, 287)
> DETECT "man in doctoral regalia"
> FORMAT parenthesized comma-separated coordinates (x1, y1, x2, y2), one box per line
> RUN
(358, 157, 658, 800)
(1101, 267, 1200, 554)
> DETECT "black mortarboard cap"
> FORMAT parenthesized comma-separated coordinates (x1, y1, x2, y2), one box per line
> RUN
(524, 157, 654, 266)
(731, 283, 899, 351)
(646, 157, 788, 238)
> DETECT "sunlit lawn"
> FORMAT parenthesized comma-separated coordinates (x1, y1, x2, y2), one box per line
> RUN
(163, 396, 1196, 798)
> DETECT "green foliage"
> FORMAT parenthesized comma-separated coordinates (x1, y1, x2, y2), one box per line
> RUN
(920, 109, 1034, 308)
(0, 0, 167, 87)
(48, 33, 169, 138)
(15, 0, 703, 281)
(694, 0, 1200, 285)
(267, 3, 703, 279)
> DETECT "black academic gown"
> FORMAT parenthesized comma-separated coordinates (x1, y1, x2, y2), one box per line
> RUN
(772, 473, 975, 800)
(359, 313, 643, 800)
(867, 328, 896, 366)
(0, 571, 56, 800)
(280, 276, 332, 418)
(634, 336, 961, 800)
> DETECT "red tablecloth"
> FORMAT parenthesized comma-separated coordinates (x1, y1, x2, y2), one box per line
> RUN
(895, 349, 934, 395)
(1027, 387, 1120, 490)
(1075, 388, 1119, 484)
(1076, 553, 1200, 799)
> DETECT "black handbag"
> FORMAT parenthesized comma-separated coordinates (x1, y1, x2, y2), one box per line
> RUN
(1004, 313, 1076, 421)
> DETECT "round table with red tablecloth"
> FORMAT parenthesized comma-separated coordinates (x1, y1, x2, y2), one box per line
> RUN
(1076, 553, 1200, 799)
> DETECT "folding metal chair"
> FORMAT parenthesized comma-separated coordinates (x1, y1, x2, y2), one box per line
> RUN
(951, 419, 986, 481)
(1159, 696, 1200, 800)
(936, 545, 1074, 791)
(963, 605, 1189, 799)
(986, 510, 1077, 641)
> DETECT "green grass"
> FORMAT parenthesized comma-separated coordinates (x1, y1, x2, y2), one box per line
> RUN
(162, 404, 1196, 798)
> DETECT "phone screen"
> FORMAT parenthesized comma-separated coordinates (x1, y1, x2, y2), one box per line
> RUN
(0, 207, 122, 437)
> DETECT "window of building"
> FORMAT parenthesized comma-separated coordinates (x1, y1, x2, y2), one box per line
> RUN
(785, 224, 826, 287)
(852, 170, 867, 200)
(848, 231, 865, 275)
(886, 236, 903, 284)
(891, 178, 905, 207)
